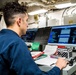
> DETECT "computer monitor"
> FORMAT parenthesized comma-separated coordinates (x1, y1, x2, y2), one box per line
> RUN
(34, 27, 51, 45)
(21, 28, 38, 42)
(48, 24, 76, 46)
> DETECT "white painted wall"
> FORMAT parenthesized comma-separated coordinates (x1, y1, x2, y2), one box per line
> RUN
(38, 16, 46, 28)
(47, 10, 64, 26)
(0, 16, 6, 30)
(28, 9, 65, 29)
(1, 8, 76, 29)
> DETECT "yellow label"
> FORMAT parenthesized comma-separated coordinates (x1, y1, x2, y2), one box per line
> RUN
(69, 20, 73, 24)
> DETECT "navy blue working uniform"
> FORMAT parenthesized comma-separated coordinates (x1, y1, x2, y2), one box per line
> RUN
(0, 29, 61, 75)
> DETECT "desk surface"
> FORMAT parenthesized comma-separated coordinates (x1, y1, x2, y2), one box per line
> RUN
(35, 54, 76, 71)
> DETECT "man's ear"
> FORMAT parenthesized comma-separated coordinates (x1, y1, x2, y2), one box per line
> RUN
(17, 18, 21, 27)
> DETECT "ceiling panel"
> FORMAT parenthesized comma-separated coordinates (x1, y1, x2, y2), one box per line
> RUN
(0, 0, 75, 11)
(0, 0, 18, 10)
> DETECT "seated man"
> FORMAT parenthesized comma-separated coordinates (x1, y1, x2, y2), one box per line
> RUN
(0, 2, 68, 75)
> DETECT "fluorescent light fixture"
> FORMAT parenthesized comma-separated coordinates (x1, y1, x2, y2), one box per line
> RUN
(55, 3, 76, 9)
(28, 9, 47, 15)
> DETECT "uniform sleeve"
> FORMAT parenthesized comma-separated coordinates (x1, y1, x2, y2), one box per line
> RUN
(10, 40, 61, 75)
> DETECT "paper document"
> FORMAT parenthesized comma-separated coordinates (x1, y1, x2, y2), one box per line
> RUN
(35, 56, 57, 66)
(44, 45, 57, 55)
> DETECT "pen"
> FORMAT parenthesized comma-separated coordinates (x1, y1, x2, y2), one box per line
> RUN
(50, 63, 55, 66)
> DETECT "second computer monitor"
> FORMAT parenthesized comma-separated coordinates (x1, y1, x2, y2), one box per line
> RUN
(34, 27, 51, 45)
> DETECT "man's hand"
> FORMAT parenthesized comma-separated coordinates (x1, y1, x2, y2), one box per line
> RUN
(56, 57, 68, 70)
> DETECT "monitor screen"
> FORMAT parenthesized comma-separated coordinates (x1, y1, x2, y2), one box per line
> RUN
(21, 28, 38, 42)
(48, 24, 76, 46)
(34, 27, 51, 45)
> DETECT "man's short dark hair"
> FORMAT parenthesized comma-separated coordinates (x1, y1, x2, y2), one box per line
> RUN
(3, 2, 27, 27)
